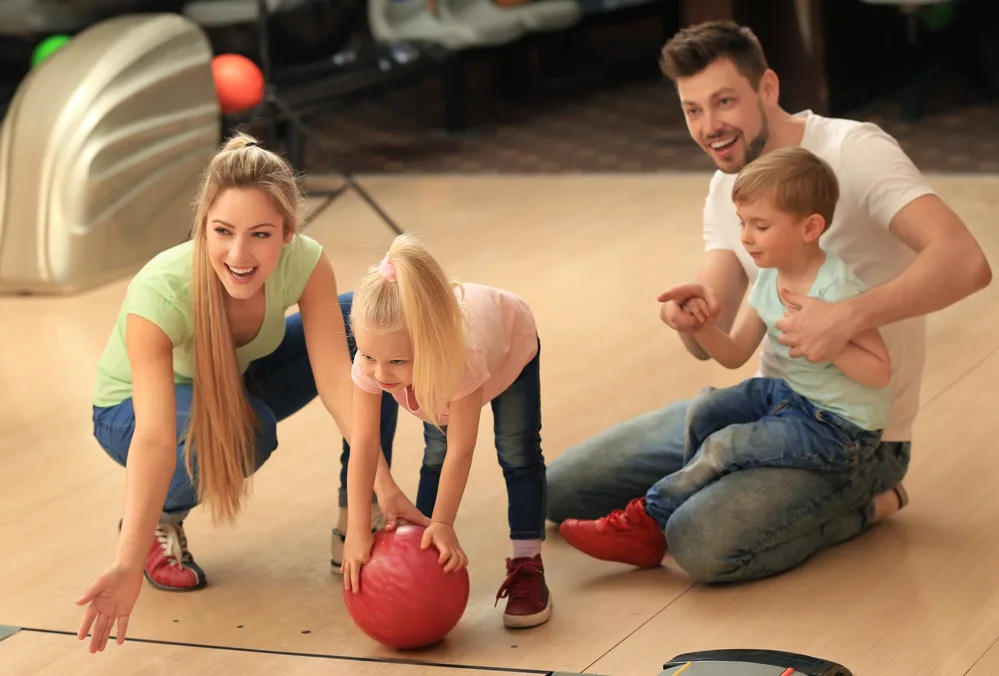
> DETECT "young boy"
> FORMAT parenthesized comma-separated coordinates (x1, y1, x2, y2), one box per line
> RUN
(559, 147, 899, 567)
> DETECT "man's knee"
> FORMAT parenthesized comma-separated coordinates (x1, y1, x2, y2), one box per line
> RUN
(665, 508, 747, 584)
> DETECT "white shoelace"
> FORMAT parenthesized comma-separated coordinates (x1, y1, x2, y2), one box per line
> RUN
(155, 524, 187, 567)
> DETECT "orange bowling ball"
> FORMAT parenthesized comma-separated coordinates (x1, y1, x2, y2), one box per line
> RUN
(210, 54, 265, 114)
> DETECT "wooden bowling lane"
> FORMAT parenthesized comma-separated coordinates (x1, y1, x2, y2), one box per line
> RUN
(0, 628, 549, 676)
(1, 173, 998, 676)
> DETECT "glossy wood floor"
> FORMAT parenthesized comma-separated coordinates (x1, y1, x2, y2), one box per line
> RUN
(1, 173, 997, 676)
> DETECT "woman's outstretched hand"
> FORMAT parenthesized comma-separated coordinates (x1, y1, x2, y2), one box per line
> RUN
(75, 563, 144, 653)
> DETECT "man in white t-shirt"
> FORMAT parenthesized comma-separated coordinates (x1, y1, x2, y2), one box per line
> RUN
(546, 20, 992, 582)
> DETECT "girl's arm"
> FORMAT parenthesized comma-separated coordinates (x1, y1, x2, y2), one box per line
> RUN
(116, 314, 182, 573)
(298, 256, 357, 444)
(431, 387, 484, 527)
(692, 303, 769, 369)
(344, 384, 385, 535)
(830, 327, 893, 388)
(343, 383, 429, 590)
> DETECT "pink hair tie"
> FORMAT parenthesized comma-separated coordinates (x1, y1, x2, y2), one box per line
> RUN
(379, 255, 397, 282)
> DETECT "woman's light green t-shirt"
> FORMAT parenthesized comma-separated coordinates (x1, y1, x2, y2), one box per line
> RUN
(92, 233, 324, 408)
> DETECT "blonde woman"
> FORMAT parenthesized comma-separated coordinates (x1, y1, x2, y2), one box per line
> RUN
(76, 134, 424, 653)
(340, 233, 552, 630)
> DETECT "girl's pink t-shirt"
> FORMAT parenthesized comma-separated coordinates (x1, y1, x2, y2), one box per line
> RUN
(351, 283, 538, 425)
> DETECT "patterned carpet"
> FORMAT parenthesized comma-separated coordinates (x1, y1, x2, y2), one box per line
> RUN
(295, 12, 999, 176)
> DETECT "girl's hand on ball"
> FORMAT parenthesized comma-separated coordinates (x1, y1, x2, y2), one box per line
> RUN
(342, 528, 374, 594)
(421, 522, 468, 573)
(376, 486, 431, 531)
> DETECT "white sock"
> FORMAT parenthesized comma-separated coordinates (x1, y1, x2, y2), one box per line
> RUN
(513, 539, 542, 559)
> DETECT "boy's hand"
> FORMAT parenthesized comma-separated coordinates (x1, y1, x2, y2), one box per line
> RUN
(420, 522, 468, 573)
(658, 283, 720, 332)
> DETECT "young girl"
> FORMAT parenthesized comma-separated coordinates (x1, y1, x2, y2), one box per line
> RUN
(75, 133, 410, 654)
(340, 232, 552, 630)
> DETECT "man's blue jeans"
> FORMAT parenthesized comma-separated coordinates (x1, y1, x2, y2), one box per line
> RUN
(416, 338, 546, 541)
(644, 377, 884, 529)
(91, 291, 398, 523)
(545, 388, 909, 583)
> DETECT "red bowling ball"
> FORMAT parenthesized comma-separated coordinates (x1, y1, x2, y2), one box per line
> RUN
(343, 524, 470, 650)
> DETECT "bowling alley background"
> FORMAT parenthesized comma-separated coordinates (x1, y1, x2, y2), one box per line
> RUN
(3, 1, 998, 176)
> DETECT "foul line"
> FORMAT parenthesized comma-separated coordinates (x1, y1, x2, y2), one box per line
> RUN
(9, 626, 552, 674)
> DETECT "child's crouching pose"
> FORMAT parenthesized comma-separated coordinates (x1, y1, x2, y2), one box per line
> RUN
(341, 232, 551, 629)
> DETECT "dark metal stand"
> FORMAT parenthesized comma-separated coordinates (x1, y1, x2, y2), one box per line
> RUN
(250, 0, 402, 233)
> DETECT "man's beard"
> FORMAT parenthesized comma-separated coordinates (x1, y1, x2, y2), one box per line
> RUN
(717, 104, 771, 174)
(742, 118, 770, 168)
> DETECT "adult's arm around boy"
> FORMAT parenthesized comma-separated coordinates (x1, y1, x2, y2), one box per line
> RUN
(776, 126, 992, 362)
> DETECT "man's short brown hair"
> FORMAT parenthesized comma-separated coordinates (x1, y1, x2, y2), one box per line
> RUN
(731, 147, 840, 229)
(660, 21, 769, 89)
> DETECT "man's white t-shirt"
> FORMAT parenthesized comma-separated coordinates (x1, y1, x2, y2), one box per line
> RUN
(702, 111, 935, 442)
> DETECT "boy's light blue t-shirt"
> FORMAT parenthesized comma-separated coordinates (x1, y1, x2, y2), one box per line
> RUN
(748, 251, 891, 431)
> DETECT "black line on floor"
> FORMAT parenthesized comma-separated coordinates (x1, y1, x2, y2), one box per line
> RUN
(16, 626, 552, 674)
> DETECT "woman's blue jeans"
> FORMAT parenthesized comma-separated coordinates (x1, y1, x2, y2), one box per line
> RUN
(91, 291, 398, 523)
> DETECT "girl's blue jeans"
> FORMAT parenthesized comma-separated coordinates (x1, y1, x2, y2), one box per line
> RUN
(415, 337, 547, 541)
(91, 291, 398, 523)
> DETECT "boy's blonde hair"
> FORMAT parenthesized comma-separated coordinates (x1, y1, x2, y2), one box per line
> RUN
(351, 233, 469, 428)
(731, 146, 839, 231)
(187, 132, 303, 525)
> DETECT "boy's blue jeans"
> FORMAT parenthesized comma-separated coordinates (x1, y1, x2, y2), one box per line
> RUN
(643, 377, 884, 528)
(91, 291, 398, 523)
(416, 337, 546, 541)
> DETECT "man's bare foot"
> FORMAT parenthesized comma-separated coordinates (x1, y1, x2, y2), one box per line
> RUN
(871, 484, 909, 524)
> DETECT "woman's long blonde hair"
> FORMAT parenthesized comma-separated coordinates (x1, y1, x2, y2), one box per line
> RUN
(186, 132, 302, 525)
(350, 233, 469, 426)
